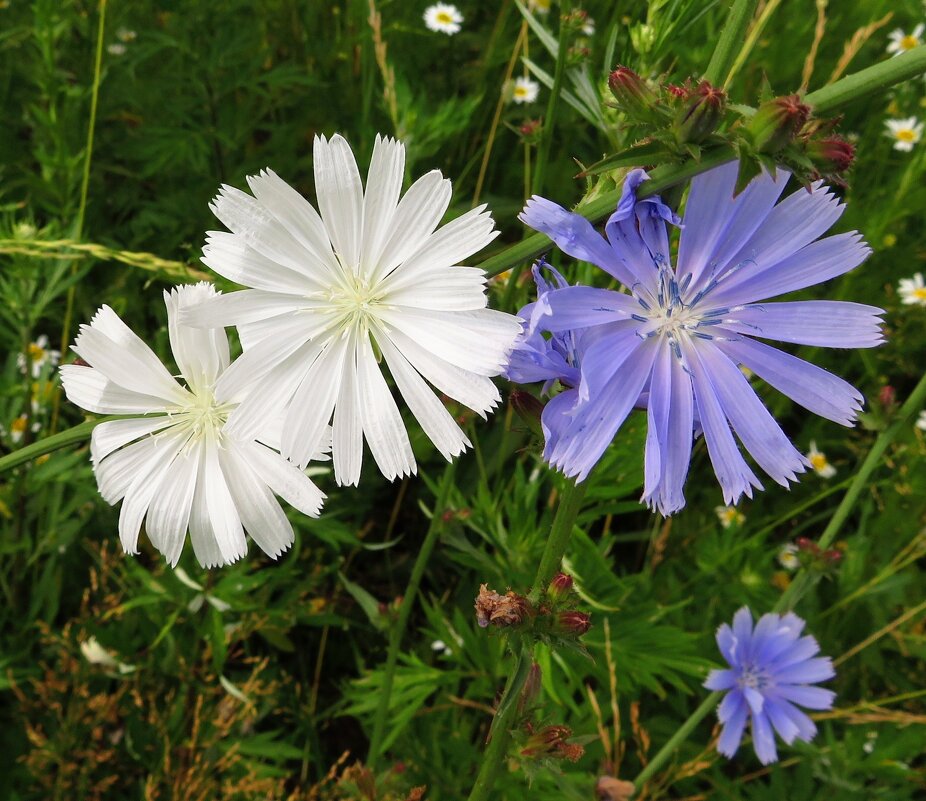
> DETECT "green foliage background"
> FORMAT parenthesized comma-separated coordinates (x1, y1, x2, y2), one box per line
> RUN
(0, 0, 924, 798)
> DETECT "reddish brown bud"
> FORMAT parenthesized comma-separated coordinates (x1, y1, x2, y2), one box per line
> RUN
(547, 572, 574, 602)
(673, 80, 726, 144)
(555, 610, 591, 637)
(510, 389, 544, 436)
(879, 385, 896, 409)
(608, 66, 661, 122)
(521, 724, 583, 761)
(747, 94, 811, 153)
(807, 135, 855, 175)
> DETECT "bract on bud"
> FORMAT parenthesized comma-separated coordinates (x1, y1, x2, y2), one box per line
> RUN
(510, 389, 544, 436)
(518, 661, 543, 714)
(554, 610, 591, 637)
(608, 66, 661, 123)
(806, 135, 855, 175)
(521, 724, 584, 761)
(674, 80, 726, 144)
(547, 571, 574, 602)
(747, 94, 811, 153)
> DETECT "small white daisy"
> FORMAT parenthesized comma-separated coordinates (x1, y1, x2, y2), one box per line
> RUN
(885, 117, 923, 152)
(10, 414, 27, 444)
(715, 505, 745, 529)
(16, 334, 61, 378)
(424, 3, 463, 35)
(581, 17, 596, 37)
(184, 134, 521, 486)
(916, 409, 926, 430)
(512, 76, 540, 104)
(898, 272, 926, 305)
(106, 42, 127, 56)
(431, 639, 453, 655)
(886, 24, 924, 56)
(806, 441, 836, 478)
(116, 27, 137, 43)
(61, 283, 326, 568)
(778, 543, 799, 570)
(80, 636, 135, 673)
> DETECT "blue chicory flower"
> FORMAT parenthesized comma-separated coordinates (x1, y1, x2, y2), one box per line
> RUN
(705, 607, 835, 764)
(514, 163, 883, 514)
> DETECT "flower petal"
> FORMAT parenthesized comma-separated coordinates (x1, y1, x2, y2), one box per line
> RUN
(716, 695, 748, 758)
(238, 440, 325, 517)
(313, 133, 364, 271)
(165, 284, 230, 392)
(145, 443, 200, 566)
(61, 365, 170, 415)
(724, 301, 885, 348)
(717, 337, 863, 427)
(331, 336, 363, 486)
(751, 710, 779, 764)
(360, 134, 406, 275)
(201, 231, 320, 294)
(774, 684, 835, 711)
(90, 416, 175, 466)
(704, 668, 738, 691)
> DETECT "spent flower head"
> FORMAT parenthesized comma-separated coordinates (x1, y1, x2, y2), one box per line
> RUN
(705, 607, 835, 764)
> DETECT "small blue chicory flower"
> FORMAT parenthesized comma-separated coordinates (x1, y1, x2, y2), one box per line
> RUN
(513, 163, 884, 513)
(705, 607, 835, 764)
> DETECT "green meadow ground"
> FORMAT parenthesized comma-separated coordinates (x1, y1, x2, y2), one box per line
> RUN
(1, 1, 925, 798)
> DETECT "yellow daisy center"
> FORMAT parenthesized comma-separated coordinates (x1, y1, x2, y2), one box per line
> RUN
(913, 287, 926, 301)
(27, 342, 46, 360)
(514, 86, 528, 98)
(809, 453, 829, 471)
(436, 11, 453, 23)
(901, 34, 919, 50)
(896, 128, 917, 142)
(11, 416, 27, 434)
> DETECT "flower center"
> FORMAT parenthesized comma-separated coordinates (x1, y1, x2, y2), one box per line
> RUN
(901, 34, 919, 50)
(172, 387, 233, 446)
(328, 273, 383, 331)
(436, 11, 453, 23)
(737, 663, 769, 690)
(913, 287, 926, 300)
(28, 343, 46, 361)
(896, 128, 917, 142)
(809, 452, 829, 471)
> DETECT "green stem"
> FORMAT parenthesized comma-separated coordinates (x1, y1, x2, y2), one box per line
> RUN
(467, 477, 587, 801)
(531, 5, 570, 197)
(805, 45, 926, 115)
(0, 418, 111, 474)
(367, 462, 456, 766)
(52, 0, 107, 433)
(632, 691, 722, 792)
(529, 478, 587, 600)
(475, 45, 926, 281)
(724, 0, 781, 88)
(467, 646, 533, 801)
(776, 369, 926, 612)
(631, 372, 926, 793)
(703, 0, 759, 86)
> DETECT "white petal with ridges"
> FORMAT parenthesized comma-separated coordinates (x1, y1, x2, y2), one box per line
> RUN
(314, 134, 364, 271)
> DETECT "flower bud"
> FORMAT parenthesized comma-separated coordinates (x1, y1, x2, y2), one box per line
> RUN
(806, 135, 855, 175)
(673, 80, 726, 144)
(878, 384, 897, 409)
(547, 571, 574, 602)
(518, 661, 542, 714)
(608, 66, 661, 123)
(521, 724, 583, 761)
(747, 94, 810, 153)
(510, 390, 544, 436)
(554, 610, 591, 637)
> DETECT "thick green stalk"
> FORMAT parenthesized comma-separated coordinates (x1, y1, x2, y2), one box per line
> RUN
(631, 372, 926, 794)
(776, 369, 926, 613)
(476, 45, 926, 282)
(632, 691, 722, 792)
(466, 478, 587, 801)
(805, 45, 926, 115)
(367, 462, 456, 765)
(530, 5, 570, 197)
(703, 0, 759, 86)
(529, 479, 587, 600)
(52, 0, 107, 433)
(466, 645, 532, 801)
(0, 418, 114, 474)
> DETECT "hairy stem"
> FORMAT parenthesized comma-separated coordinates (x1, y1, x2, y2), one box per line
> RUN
(703, 0, 759, 86)
(466, 477, 586, 800)
(367, 462, 456, 766)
